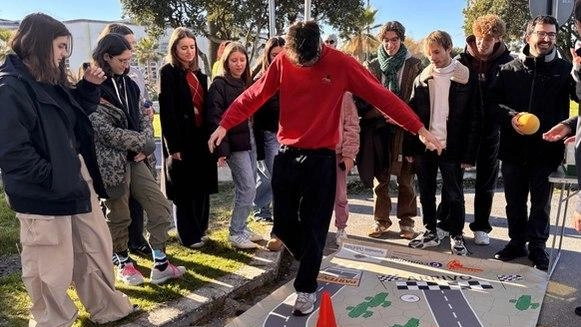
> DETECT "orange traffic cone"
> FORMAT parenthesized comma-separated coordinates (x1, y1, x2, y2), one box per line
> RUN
(316, 291, 338, 327)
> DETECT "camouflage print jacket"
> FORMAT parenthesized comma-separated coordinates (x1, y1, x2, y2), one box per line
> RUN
(89, 100, 154, 190)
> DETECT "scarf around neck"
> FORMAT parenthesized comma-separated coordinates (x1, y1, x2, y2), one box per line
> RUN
(378, 44, 407, 95)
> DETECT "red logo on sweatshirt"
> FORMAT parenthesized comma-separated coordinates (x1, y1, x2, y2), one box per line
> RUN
(322, 74, 331, 83)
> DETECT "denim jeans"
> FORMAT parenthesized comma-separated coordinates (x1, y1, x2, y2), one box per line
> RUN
(254, 131, 280, 217)
(228, 149, 257, 236)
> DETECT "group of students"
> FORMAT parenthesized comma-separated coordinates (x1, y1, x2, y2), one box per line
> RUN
(4, 7, 581, 326)
(350, 13, 579, 277)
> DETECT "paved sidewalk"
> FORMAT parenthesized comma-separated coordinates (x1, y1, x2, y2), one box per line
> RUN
(120, 186, 581, 327)
(337, 189, 581, 327)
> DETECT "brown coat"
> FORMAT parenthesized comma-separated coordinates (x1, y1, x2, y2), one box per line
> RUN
(366, 54, 422, 176)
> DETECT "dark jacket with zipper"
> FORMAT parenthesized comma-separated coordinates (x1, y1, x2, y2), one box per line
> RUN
(207, 75, 251, 158)
(0, 54, 106, 215)
(458, 37, 513, 134)
(406, 61, 479, 165)
(158, 63, 218, 200)
(490, 45, 576, 168)
(252, 73, 280, 161)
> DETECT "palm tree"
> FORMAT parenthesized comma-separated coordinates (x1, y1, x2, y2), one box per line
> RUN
(0, 29, 14, 63)
(340, 6, 381, 63)
(134, 36, 162, 95)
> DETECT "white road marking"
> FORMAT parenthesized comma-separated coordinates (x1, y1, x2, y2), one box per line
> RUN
(448, 303, 453, 309)
(444, 296, 449, 301)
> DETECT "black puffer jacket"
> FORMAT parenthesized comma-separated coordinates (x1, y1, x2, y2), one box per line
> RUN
(0, 54, 106, 215)
(207, 75, 251, 157)
(490, 46, 576, 168)
(406, 61, 479, 165)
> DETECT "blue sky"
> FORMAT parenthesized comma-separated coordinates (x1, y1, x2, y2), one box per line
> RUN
(0, 0, 468, 46)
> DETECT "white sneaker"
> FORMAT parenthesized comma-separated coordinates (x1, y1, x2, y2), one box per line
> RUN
(117, 262, 145, 286)
(150, 262, 186, 284)
(473, 231, 490, 245)
(335, 228, 348, 246)
(229, 234, 260, 249)
(293, 292, 316, 316)
(436, 227, 449, 240)
(244, 228, 263, 242)
(189, 240, 205, 249)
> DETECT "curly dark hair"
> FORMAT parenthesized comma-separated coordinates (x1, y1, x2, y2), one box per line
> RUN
(377, 21, 406, 42)
(285, 21, 321, 65)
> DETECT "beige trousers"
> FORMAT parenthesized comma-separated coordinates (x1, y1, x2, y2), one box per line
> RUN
(103, 161, 171, 252)
(18, 156, 133, 327)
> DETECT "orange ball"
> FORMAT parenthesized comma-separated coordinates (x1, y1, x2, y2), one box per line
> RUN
(516, 113, 540, 135)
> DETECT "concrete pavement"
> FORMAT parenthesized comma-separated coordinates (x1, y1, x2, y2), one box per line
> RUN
(337, 188, 581, 327)
(117, 182, 581, 327)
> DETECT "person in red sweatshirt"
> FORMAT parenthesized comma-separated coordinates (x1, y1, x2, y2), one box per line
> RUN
(208, 21, 442, 317)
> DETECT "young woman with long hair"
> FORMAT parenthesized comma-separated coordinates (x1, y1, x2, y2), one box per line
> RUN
(0, 13, 134, 326)
(159, 27, 218, 248)
(208, 42, 262, 249)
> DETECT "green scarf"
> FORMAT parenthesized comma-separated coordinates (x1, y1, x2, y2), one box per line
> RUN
(377, 44, 407, 95)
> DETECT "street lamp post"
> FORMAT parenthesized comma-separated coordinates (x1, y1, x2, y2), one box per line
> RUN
(304, 0, 312, 21)
(268, 0, 276, 37)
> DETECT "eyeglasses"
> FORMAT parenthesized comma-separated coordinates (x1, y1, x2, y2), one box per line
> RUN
(112, 56, 132, 65)
(533, 31, 557, 39)
(324, 40, 335, 45)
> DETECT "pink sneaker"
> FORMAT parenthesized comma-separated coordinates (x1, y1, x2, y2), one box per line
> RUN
(150, 262, 186, 284)
(117, 262, 145, 286)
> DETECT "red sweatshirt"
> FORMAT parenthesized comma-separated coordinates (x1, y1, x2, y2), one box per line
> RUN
(220, 46, 423, 150)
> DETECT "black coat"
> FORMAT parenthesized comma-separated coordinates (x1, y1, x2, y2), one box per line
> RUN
(0, 54, 106, 215)
(490, 46, 576, 168)
(207, 75, 252, 158)
(407, 64, 479, 165)
(159, 63, 218, 200)
(252, 91, 280, 161)
(457, 39, 513, 134)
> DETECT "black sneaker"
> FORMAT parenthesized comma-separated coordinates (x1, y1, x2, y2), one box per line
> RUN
(575, 306, 581, 316)
(494, 244, 528, 261)
(129, 243, 152, 257)
(528, 248, 549, 271)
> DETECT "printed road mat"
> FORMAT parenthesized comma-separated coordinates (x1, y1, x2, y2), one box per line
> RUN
(226, 239, 548, 327)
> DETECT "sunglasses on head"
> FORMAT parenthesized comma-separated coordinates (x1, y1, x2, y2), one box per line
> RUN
(325, 40, 335, 44)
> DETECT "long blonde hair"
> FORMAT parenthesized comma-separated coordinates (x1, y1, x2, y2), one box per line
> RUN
(166, 27, 199, 70)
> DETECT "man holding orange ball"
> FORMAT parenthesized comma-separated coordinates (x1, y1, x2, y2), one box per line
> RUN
(543, 0, 581, 315)
(489, 15, 576, 271)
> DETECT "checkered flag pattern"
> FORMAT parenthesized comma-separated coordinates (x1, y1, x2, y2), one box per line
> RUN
(497, 274, 523, 282)
(377, 274, 400, 282)
(396, 280, 493, 290)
